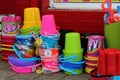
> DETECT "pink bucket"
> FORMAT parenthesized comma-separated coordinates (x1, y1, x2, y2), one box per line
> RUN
(9, 61, 41, 74)
(42, 60, 60, 74)
(40, 48, 59, 61)
(41, 14, 58, 36)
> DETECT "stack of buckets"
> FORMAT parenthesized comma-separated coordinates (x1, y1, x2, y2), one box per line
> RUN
(8, 35, 40, 74)
(1, 16, 21, 61)
(85, 35, 104, 73)
(40, 14, 60, 74)
(60, 32, 85, 75)
(20, 7, 41, 35)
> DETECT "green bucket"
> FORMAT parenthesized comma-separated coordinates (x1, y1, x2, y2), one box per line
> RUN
(63, 32, 83, 75)
(105, 22, 120, 50)
(64, 32, 82, 51)
(63, 49, 83, 75)
(20, 26, 41, 35)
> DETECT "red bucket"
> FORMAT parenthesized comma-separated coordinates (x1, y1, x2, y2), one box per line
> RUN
(1, 35, 15, 45)
(1, 50, 15, 62)
(98, 48, 118, 76)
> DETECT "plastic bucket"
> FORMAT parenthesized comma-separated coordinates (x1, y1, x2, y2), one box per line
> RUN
(1, 35, 15, 45)
(9, 61, 41, 74)
(22, 7, 41, 30)
(40, 48, 59, 61)
(64, 32, 82, 51)
(8, 56, 37, 66)
(41, 34, 59, 48)
(105, 22, 120, 49)
(41, 14, 58, 36)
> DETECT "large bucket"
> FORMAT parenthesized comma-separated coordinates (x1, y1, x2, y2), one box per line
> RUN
(105, 22, 120, 49)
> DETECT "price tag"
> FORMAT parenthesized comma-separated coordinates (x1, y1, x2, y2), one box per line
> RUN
(45, 50, 52, 57)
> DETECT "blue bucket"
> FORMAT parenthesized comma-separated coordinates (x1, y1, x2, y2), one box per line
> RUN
(41, 33, 60, 48)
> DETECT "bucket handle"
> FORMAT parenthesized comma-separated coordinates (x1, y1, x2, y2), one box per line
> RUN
(59, 64, 77, 75)
(13, 45, 40, 61)
(59, 54, 85, 64)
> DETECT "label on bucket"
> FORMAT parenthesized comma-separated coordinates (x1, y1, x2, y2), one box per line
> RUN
(45, 50, 52, 57)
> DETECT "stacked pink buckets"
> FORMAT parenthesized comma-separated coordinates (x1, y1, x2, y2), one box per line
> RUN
(40, 14, 60, 74)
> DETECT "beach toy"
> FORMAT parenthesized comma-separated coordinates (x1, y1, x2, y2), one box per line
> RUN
(1, 35, 15, 45)
(14, 35, 35, 58)
(105, 22, 120, 49)
(9, 61, 41, 74)
(41, 14, 58, 36)
(1, 55, 8, 62)
(22, 7, 41, 30)
(98, 48, 118, 76)
(40, 48, 59, 59)
(41, 33, 60, 48)
(101, 0, 119, 24)
(20, 26, 40, 35)
(42, 60, 60, 74)
(34, 37, 42, 56)
(113, 76, 120, 80)
(13, 45, 40, 61)
(90, 69, 112, 80)
(85, 35, 104, 73)
(15, 35, 34, 46)
(107, 49, 117, 75)
(1, 48, 14, 51)
(64, 32, 82, 52)
(1, 16, 20, 36)
(86, 60, 98, 66)
(117, 51, 120, 75)
(1, 50, 15, 56)
(59, 54, 85, 75)
(63, 32, 83, 75)
(98, 49, 107, 75)
(84, 55, 98, 61)
(1, 50, 15, 62)
(36, 67, 42, 74)
(1, 44, 13, 48)
(63, 32, 83, 61)
(87, 35, 104, 52)
(40, 48, 60, 74)
(8, 56, 37, 66)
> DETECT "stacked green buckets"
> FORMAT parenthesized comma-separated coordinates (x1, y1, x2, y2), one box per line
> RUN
(61, 32, 85, 75)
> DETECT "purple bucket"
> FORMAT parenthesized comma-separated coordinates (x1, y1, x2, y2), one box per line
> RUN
(8, 56, 37, 66)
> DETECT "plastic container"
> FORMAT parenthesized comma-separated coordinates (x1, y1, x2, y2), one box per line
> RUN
(8, 56, 37, 66)
(22, 7, 42, 30)
(41, 33, 59, 48)
(63, 32, 83, 75)
(1, 35, 15, 45)
(64, 32, 82, 52)
(9, 61, 41, 74)
(107, 49, 117, 75)
(41, 14, 58, 36)
(105, 22, 120, 49)
(98, 49, 107, 75)
(113, 6, 120, 22)
(40, 48, 59, 59)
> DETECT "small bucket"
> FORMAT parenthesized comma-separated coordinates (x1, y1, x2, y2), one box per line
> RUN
(41, 34, 60, 48)
(40, 48, 59, 61)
